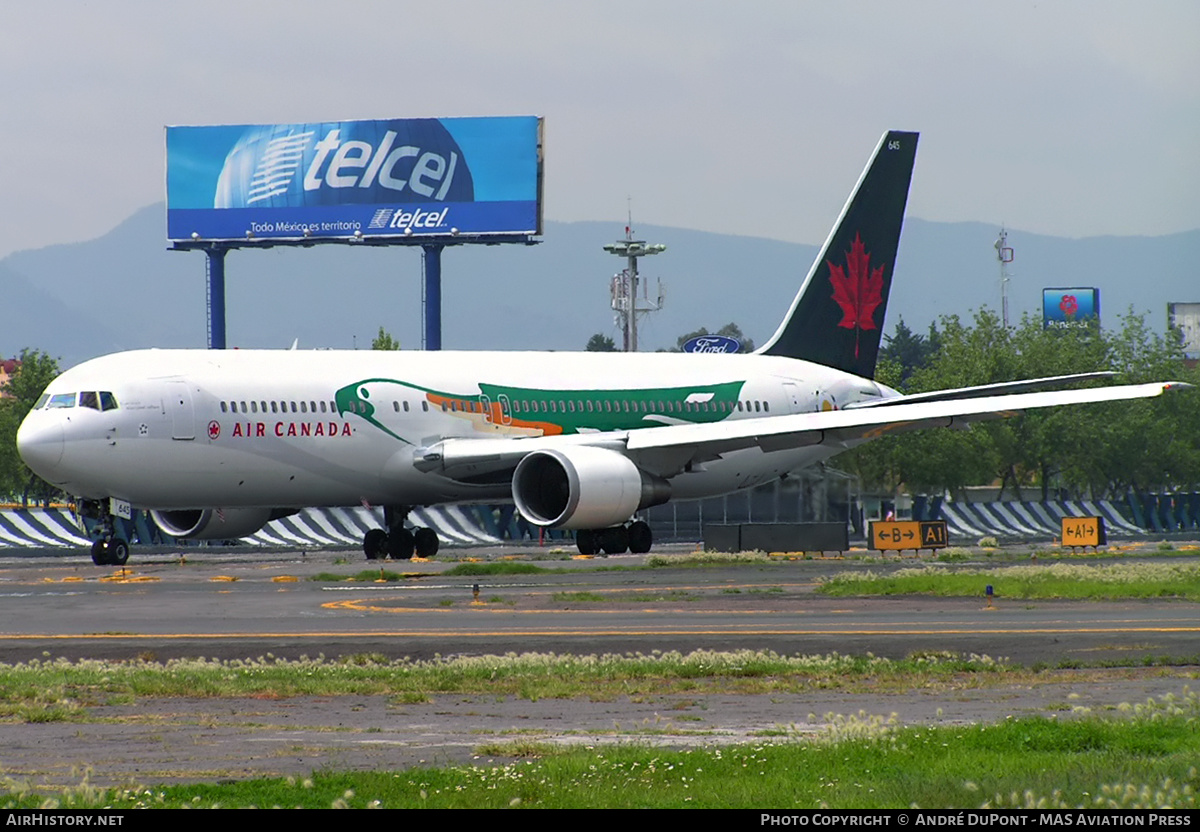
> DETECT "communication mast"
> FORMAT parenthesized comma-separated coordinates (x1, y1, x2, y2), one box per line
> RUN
(995, 227, 1014, 328)
(604, 215, 665, 351)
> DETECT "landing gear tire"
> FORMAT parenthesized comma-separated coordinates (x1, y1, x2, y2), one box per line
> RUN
(575, 529, 597, 556)
(413, 527, 439, 559)
(83, 499, 129, 566)
(600, 525, 629, 555)
(108, 538, 130, 566)
(627, 521, 653, 554)
(363, 528, 387, 561)
(91, 540, 110, 566)
(387, 528, 415, 560)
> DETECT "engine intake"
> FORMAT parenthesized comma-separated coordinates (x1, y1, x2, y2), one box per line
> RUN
(150, 508, 275, 540)
(512, 447, 670, 529)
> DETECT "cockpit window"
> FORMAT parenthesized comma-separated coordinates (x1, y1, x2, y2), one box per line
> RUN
(34, 394, 50, 409)
(47, 393, 76, 409)
(75, 391, 117, 411)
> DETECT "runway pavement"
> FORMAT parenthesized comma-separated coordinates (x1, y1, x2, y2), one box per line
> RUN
(1, 544, 1197, 788)
(0, 544, 1196, 665)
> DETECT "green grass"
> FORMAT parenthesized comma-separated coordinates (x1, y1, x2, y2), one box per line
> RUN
(473, 740, 560, 758)
(551, 591, 608, 602)
(819, 562, 1200, 601)
(4, 691, 1197, 809)
(310, 569, 409, 582)
(0, 651, 1019, 718)
(442, 562, 556, 576)
(935, 547, 975, 562)
(647, 550, 770, 567)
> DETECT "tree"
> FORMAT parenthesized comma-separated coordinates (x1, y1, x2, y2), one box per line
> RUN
(0, 349, 64, 505)
(585, 333, 617, 352)
(1074, 309, 1199, 497)
(842, 306, 1199, 500)
(372, 327, 400, 351)
(878, 318, 940, 388)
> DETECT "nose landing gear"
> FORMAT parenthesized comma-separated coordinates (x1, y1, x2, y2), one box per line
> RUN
(91, 537, 129, 566)
(79, 499, 130, 566)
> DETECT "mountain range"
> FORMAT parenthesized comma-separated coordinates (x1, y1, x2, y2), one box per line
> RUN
(2, 203, 1196, 368)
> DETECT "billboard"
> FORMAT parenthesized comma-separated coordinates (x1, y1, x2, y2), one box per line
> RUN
(1043, 287, 1100, 330)
(683, 335, 741, 354)
(166, 116, 542, 243)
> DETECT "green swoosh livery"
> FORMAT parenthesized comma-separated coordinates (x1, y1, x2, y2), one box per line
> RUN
(335, 377, 748, 442)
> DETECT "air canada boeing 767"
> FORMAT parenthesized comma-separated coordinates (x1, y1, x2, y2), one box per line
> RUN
(15, 131, 1189, 564)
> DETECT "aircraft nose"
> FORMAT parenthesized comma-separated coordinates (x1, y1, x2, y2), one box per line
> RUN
(16, 417, 64, 478)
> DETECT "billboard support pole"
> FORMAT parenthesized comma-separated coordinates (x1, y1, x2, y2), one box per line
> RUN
(206, 246, 227, 350)
(422, 244, 443, 351)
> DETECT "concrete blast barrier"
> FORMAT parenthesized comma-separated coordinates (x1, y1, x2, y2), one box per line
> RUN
(704, 522, 848, 554)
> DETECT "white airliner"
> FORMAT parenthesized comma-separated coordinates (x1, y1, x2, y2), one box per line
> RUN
(16, 131, 1189, 565)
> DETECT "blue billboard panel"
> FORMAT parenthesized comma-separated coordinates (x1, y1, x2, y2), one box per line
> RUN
(683, 335, 741, 354)
(1043, 287, 1100, 330)
(166, 116, 542, 242)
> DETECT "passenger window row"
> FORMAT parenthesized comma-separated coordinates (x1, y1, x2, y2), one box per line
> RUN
(35, 391, 770, 419)
(210, 395, 773, 419)
(427, 397, 770, 415)
(219, 400, 336, 415)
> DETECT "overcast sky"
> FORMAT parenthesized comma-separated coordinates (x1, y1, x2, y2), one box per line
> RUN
(1, 1, 1196, 262)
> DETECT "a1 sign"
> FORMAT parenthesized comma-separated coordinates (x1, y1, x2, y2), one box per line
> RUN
(1062, 516, 1106, 548)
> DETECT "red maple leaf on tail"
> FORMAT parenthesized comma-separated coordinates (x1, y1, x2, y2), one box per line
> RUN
(828, 233, 886, 357)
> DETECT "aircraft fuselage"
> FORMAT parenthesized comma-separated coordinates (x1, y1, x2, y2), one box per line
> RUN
(17, 348, 888, 511)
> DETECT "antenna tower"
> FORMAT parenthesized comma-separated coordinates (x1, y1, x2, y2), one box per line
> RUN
(995, 228, 1014, 328)
(604, 206, 665, 351)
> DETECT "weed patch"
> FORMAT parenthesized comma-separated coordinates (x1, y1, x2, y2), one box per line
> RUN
(819, 562, 1200, 601)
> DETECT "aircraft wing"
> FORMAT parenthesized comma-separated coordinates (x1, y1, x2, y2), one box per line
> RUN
(842, 372, 1116, 409)
(624, 380, 1188, 459)
(419, 380, 1189, 479)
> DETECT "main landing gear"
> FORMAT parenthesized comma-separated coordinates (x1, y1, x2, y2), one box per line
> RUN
(575, 520, 653, 556)
(79, 499, 130, 566)
(363, 506, 440, 561)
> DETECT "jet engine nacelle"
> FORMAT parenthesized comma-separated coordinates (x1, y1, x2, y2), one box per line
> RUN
(512, 446, 670, 529)
(150, 508, 275, 540)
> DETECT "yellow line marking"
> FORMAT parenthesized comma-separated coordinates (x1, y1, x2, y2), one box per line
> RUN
(321, 599, 816, 614)
(0, 625, 1197, 641)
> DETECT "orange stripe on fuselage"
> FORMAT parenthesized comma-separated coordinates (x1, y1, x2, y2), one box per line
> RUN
(424, 393, 563, 436)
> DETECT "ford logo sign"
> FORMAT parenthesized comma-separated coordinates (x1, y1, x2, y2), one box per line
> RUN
(683, 335, 741, 354)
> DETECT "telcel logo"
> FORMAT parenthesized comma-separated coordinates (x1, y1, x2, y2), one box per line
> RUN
(304, 129, 459, 199)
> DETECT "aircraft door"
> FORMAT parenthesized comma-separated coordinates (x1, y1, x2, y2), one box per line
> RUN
(496, 394, 513, 425)
(781, 382, 806, 414)
(167, 381, 195, 440)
